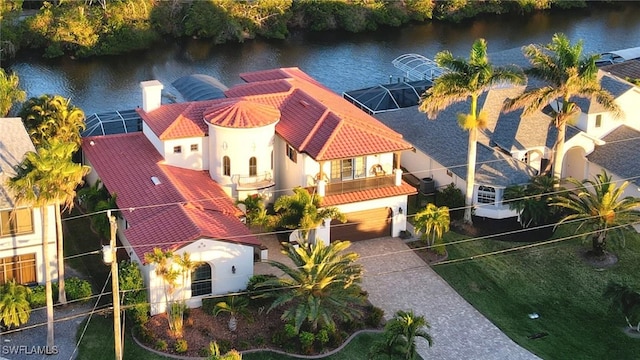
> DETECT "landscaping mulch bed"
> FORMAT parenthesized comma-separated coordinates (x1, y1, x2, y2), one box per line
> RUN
(144, 307, 286, 357)
(141, 302, 382, 357)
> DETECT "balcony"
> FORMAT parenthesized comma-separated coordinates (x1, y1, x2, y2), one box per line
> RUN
(233, 171, 275, 191)
(307, 175, 396, 196)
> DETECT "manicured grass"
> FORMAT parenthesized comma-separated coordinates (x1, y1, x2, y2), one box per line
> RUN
(432, 225, 640, 360)
(63, 210, 110, 287)
(76, 315, 169, 359)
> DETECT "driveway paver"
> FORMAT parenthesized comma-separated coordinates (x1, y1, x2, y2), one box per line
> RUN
(349, 237, 540, 360)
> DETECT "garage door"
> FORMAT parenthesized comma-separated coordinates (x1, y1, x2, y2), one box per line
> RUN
(330, 208, 392, 242)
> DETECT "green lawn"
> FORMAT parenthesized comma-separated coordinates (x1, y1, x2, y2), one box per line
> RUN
(432, 225, 640, 360)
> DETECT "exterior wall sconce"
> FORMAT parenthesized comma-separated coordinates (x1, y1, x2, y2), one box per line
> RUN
(231, 265, 236, 274)
(398, 207, 403, 215)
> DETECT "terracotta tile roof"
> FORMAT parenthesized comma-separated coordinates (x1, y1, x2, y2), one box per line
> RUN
(233, 68, 413, 160)
(321, 181, 417, 207)
(204, 99, 280, 128)
(137, 67, 411, 158)
(82, 133, 259, 261)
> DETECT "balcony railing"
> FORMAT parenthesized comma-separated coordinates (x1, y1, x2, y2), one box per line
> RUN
(233, 171, 275, 190)
(307, 175, 396, 196)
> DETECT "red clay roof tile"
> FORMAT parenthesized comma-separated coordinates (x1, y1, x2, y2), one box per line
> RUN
(204, 99, 280, 128)
(320, 181, 417, 207)
(82, 133, 259, 261)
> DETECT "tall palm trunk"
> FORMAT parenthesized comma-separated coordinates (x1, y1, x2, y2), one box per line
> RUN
(41, 207, 55, 348)
(55, 203, 66, 304)
(464, 129, 477, 224)
(552, 121, 567, 183)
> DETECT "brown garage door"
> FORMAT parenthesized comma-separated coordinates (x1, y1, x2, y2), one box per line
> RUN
(330, 208, 392, 242)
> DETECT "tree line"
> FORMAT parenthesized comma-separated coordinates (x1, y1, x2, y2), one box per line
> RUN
(0, 0, 591, 59)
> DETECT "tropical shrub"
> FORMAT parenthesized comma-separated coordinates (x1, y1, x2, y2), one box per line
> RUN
(155, 339, 168, 351)
(175, 338, 188, 353)
(370, 310, 433, 360)
(435, 183, 465, 220)
(366, 305, 385, 328)
(604, 282, 640, 332)
(213, 295, 251, 332)
(0, 280, 32, 329)
(118, 260, 149, 325)
(64, 277, 92, 302)
(299, 331, 315, 354)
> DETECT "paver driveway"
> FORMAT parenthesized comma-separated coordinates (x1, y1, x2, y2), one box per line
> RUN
(350, 237, 540, 360)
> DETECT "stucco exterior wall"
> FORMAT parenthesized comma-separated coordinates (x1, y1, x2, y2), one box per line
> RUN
(209, 123, 277, 199)
(0, 205, 58, 284)
(143, 123, 164, 157)
(145, 239, 255, 315)
(162, 137, 209, 171)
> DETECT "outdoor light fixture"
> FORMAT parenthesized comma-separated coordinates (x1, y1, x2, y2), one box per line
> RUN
(398, 207, 403, 215)
(231, 265, 236, 274)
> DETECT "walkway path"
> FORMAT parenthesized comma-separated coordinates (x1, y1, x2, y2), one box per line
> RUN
(349, 237, 540, 360)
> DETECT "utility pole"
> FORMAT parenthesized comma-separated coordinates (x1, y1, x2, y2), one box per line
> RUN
(107, 210, 123, 360)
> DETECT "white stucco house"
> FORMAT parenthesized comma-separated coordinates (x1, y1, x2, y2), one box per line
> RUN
(81, 68, 416, 314)
(374, 48, 640, 220)
(0, 118, 58, 286)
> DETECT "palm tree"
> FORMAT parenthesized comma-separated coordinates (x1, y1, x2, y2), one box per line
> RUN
(503, 33, 622, 180)
(213, 295, 251, 332)
(0, 69, 26, 116)
(552, 170, 640, 256)
(504, 175, 560, 228)
(0, 280, 32, 329)
(259, 240, 365, 333)
(208, 341, 243, 360)
(413, 203, 450, 253)
(7, 145, 66, 347)
(604, 282, 640, 332)
(19, 94, 86, 147)
(373, 310, 433, 360)
(144, 248, 181, 334)
(49, 141, 90, 305)
(236, 194, 269, 229)
(273, 187, 346, 243)
(419, 38, 526, 224)
(144, 248, 179, 309)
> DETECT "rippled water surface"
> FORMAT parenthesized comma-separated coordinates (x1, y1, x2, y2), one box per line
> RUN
(8, 3, 640, 114)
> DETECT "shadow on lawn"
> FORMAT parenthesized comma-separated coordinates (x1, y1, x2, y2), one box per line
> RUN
(453, 216, 554, 243)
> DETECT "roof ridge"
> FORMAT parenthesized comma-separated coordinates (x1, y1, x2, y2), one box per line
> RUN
(314, 112, 344, 159)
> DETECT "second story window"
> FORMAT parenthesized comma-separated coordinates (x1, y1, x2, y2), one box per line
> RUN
(330, 157, 366, 181)
(595, 114, 602, 128)
(286, 144, 297, 163)
(249, 157, 257, 176)
(1, 208, 34, 237)
(223, 156, 231, 176)
(173, 145, 182, 154)
(190, 144, 198, 152)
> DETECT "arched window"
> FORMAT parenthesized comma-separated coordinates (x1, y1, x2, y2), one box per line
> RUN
(191, 263, 212, 296)
(249, 157, 257, 176)
(223, 156, 231, 176)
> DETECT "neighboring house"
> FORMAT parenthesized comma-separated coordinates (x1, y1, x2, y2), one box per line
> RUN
(82, 68, 416, 314)
(0, 118, 57, 286)
(375, 48, 640, 219)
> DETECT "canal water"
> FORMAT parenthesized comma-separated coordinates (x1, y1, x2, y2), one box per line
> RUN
(7, 3, 640, 114)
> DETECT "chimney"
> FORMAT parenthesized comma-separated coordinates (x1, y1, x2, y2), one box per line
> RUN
(140, 80, 164, 112)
